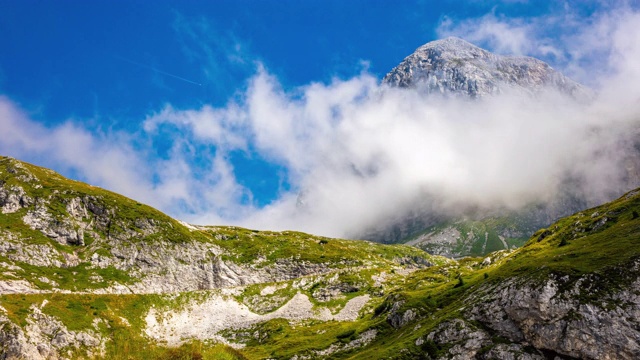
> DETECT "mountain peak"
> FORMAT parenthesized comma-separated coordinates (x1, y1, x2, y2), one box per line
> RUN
(419, 36, 483, 50)
(383, 37, 590, 99)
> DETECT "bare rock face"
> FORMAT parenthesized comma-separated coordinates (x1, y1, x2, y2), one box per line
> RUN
(425, 319, 491, 359)
(0, 302, 105, 360)
(387, 300, 418, 329)
(382, 37, 590, 99)
(478, 344, 546, 360)
(366, 38, 638, 256)
(23, 200, 86, 246)
(465, 268, 640, 360)
(0, 186, 33, 214)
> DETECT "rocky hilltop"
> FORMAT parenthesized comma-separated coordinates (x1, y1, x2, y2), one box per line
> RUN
(382, 37, 589, 99)
(2, 155, 640, 359)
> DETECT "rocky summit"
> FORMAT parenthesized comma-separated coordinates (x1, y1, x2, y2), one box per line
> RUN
(382, 37, 590, 99)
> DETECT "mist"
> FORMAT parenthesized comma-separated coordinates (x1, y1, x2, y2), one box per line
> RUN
(144, 62, 638, 238)
(1, 7, 640, 239)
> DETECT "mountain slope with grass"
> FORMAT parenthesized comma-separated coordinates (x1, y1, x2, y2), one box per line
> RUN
(363, 187, 640, 359)
(1, 155, 640, 359)
(0, 155, 440, 359)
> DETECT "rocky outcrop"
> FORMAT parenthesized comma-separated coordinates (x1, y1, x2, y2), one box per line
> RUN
(23, 200, 87, 246)
(0, 186, 33, 214)
(95, 242, 334, 294)
(463, 270, 640, 359)
(0, 303, 105, 360)
(387, 300, 417, 329)
(425, 319, 491, 359)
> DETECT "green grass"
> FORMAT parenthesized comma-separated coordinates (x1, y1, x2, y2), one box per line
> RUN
(232, 318, 374, 359)
(0, 156, 202, 247)
(3, 156, 640, 359)
(17, 262, 134, 291)
(405, 206, 555, 257)
(1, 156, 441, 292)
(334, 189, 640, 359)
(199, 226, 439, 270)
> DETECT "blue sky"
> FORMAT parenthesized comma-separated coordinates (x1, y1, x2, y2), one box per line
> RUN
(2, 1, 614, 123)
(1, 1, 640, 236)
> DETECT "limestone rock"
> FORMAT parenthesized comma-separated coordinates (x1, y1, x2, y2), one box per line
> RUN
(383, 37, 590, 100)
(466, 269, 640, 359)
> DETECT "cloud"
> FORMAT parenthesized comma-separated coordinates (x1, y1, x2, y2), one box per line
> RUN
(435, 3, 640, 86)
(144, 6, 640, 238)
(0, 97, 155, 201)
(145, 48, 640, 238)
(437, 14, 536, 56)
(0, 96, 256, 225)
(1, 5, 640, 240)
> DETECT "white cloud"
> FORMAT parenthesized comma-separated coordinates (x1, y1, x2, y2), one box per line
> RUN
(145, 59, 640, 238)
(1, 6, 640, 240)
(145, 103, 248, 150)
(435, 4, 640, 87)
(0, 97, 155, 202)
(438, 14, 536, 56)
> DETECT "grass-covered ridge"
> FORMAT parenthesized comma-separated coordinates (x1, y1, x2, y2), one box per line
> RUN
(2, 155, 640, 359)
(343, 188, 640, 359)
(0, 156, 442, 294)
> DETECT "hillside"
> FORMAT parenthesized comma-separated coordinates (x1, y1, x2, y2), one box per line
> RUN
(1, 155, 640, 359)
(0, 155, 441, 359)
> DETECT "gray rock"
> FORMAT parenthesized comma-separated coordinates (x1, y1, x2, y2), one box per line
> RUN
(387, 300, 418, 329)
(426, 319, 491, 360)
(383, 37, 590, 100)
(0, 186, 32, 214)
(479, 343, 545, 360)
(466, 270, 640, 359)
(0, 304, 105, 360)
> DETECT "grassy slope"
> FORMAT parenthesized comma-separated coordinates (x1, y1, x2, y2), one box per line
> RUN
(0, 156, 439, 359)
(406, 216, 533, 257)
(343, 188, 640, 359)
(0, 156, 438, 291)
(2, 155, 640, 359)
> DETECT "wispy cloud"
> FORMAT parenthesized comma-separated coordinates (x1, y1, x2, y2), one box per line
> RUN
(436, 2, 639, 87)
(438, 14, 537, 56)
(172, 13, 254, 100)
(143, 60, 639, 236)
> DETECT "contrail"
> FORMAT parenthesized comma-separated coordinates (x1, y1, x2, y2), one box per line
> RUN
(112, 54, 202, 86)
